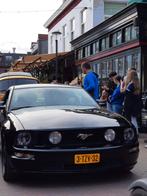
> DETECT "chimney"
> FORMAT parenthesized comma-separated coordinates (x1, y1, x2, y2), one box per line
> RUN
(12, 47, 16, 53)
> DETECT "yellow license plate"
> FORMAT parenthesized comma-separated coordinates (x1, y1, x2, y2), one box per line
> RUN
(74, 153, 100, 165)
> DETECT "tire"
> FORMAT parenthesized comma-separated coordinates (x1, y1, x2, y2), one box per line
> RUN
(1, 142, 14, 182)
(130, 188, 147, 196)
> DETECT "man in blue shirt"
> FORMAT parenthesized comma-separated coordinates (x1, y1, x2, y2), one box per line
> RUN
(81, 62, 99, 100)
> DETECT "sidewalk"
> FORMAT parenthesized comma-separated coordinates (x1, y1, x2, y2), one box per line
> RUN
(139, 133, 147, 148)
(139, 133, 147, 139)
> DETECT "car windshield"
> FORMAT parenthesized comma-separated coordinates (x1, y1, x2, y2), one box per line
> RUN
(10, 87, 98, 110)
(0, 78, 38, 91)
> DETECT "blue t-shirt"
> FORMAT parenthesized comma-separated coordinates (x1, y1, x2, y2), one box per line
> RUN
(83, 71, 99, 100)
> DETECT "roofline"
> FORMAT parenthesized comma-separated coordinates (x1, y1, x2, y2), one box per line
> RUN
(44, 0, 81, 30)
(71, 3, 139, 46)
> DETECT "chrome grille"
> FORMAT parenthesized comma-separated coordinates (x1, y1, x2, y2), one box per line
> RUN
(29, 128, 124, 149)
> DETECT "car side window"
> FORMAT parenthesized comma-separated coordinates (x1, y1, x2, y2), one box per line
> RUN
(2, 90, 10, 105)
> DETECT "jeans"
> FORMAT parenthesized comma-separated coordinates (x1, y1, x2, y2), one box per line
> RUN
(107, 102, 112, 112)
(111, 104, 123, 114)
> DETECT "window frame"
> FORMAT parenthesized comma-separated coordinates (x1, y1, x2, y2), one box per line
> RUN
(70, 18, 75, 41)
(63, 24, 67, 51)
(81, 9, 87, 35)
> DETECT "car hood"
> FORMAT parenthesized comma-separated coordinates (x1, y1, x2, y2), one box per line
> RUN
(11, 107, 129, 130)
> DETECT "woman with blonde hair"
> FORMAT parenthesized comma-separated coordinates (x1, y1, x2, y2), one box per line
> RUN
(121, 70, 142, 131)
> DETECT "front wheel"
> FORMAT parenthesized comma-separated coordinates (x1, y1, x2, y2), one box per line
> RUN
(2, 143, 14, 182)
(130, 188, 147, 196)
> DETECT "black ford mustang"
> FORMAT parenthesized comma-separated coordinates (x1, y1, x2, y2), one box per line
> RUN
(0, 84, 139, 181)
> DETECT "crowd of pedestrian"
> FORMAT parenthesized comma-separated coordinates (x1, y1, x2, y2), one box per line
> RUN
(80, 62, 142, 132)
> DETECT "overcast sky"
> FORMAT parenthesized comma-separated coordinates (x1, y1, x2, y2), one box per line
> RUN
(0, 0, 62, 53)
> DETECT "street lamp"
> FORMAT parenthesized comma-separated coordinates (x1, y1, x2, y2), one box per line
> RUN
(52, 31, 62, 81)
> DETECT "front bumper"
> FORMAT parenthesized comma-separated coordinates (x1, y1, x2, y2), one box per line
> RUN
(9, 143, 139, 174)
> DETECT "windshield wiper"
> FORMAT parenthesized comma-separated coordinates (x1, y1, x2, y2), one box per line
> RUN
(11, 106, 34, 110)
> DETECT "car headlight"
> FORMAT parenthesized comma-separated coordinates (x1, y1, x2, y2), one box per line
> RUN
(49, 131, 62, 145)
(124, 128, 135, 141)
(17, 132, 31, 146)
(104, 129, 116, 142)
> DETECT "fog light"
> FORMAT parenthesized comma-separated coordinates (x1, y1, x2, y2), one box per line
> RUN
(49, 131, 62, 144)
(14, 152, 24, 158)
(104, 129, 116, 142)
(14, 152, 34, 160)
(129, 147, 138, 153)
(124, 128, 134, 141)
(17, 132, 31, 146)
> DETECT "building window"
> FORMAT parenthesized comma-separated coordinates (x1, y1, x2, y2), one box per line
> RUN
(101, 39, 106, 51)
(118, 57, 124, 76)
(124, 25, 137, 42)
(5, 56, 12, 61)
(94, 41, 99, 53)
(125, 55, 132, 72)
(106, 37, 109, 49)
(90, 43, 94, 55)
(100, 61, 108, 79)
(85, 45, 90, 57)
(111, 31, 122, 47)
(108, 60, 113, 74)
(71, 18, 75, 41)
(63, 25, 67, 51)
(113, 58, 119, 73)
(92, 63, 98, 74)
(100, 37, 109, 51)
(125, 26, 131, 42)
(132, 26, 138, 40)
(82, 47, 86, 58)
(77, 49, 82, 60)
(132, 53, 140, 74)
(50, 35, 53, 53)
(81, 9, 87, 34)
(104, 2, 127, 19)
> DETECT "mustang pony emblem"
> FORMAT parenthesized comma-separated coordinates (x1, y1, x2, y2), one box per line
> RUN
(77, 133, 93, 140)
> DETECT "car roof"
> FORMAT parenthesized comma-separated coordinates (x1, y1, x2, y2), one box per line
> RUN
(0, 75, 38, 81)
(0, 72, 32, 78)
(11, 84, 82, 90)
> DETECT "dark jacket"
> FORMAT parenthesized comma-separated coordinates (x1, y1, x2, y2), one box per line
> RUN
(109, 85, 124, 105)
(124, 82, 142, 119)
